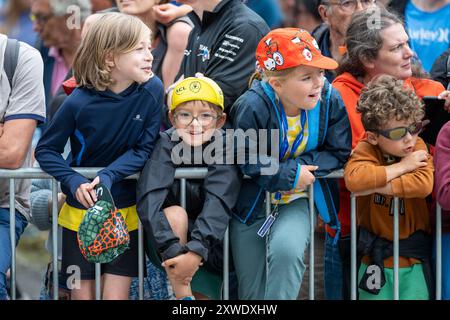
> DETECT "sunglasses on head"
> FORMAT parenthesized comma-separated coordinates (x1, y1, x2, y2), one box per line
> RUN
(371, 120, 429, 140)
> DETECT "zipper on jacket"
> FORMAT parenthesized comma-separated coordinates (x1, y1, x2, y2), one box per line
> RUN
(234, 187, 264, 224)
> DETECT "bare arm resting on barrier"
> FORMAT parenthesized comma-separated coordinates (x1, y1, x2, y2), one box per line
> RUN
(345, 138, 434, 198)
(0, 119, 36, 169)
(1, 39, 45, 169)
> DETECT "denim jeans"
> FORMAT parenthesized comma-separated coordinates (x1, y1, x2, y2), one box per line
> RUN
(324, 232, 344, 300)
(0, 208, 28, 300)
(231, 198, 311, 300)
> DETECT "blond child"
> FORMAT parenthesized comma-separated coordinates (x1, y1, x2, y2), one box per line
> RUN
(35, 13, 164, 300)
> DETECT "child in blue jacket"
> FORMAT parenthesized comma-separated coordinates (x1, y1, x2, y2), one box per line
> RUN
(35, 13, 163, 300)
(229, 28, 351, 299)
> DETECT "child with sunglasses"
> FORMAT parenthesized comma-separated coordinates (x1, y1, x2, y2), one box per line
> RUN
(344, 75, 434, 300)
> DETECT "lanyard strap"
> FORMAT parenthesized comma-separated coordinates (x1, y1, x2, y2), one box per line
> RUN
(278, 99, 307, 160)
(273, 101, 307, 203)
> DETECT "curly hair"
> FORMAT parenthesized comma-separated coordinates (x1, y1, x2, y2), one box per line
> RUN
(356, 75, 425, 131)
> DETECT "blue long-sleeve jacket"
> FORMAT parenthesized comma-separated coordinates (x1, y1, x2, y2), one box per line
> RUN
(229, 79, 351, 237)
(35, 77, 164, 209)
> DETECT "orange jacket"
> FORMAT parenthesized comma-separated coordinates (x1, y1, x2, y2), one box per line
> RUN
(332, 73, 445, 149)
(344, 137, 433, 267)
(329, 73, 444, 237)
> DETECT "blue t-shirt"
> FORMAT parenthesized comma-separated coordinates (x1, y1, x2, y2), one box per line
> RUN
(406, 1, 450, 72)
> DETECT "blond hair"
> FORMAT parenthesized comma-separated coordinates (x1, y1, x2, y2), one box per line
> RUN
(73, 12, 150, 91)
(357, 75, 424, 131)
(248, 67, 299, 88)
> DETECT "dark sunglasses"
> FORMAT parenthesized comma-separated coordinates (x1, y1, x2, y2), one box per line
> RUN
(370, 120, 429, 140)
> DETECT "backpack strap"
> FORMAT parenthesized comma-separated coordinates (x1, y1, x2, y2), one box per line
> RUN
(4, 38, 20, 89)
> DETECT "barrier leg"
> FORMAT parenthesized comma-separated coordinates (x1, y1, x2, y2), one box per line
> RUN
(436, 205, 442, 300)
(351, 194, 357, 300)
(9, 178, 16, 300)
(51, 179, 59, 300)
(308, 185, 315, 300)
(393, 197, 399, 300)
(138, 221, 144, 300)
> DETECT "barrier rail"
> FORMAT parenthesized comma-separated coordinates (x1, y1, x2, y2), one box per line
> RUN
(0, 167, 443, 300)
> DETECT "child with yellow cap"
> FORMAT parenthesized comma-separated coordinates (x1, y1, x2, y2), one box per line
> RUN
(136, 77, 241, 300)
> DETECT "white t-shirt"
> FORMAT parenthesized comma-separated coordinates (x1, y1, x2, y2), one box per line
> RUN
(0, 33, 46, 220)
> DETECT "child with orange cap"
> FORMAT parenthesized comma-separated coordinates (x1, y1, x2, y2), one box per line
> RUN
(228, 28, 351, 299)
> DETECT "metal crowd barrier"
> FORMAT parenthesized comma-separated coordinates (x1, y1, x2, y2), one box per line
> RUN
(0, 168, 444, 300)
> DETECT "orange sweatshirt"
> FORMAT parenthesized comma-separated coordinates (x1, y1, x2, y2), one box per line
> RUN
(344, 137, 434, 268)
(329, 73, 444, 237)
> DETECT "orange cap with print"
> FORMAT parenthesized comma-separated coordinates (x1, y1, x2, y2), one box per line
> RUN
(256, 28, 338, 71)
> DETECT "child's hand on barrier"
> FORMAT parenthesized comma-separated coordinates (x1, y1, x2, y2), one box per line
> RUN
(162, 251, 203, 285)
(399, 150, 429, 173)
(75, 177, 100, 208)
(295, 165, 318, 190)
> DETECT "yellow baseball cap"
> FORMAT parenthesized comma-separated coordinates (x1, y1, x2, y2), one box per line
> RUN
(169, 77, 224, 111)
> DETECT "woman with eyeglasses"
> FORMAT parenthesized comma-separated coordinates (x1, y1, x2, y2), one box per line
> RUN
(330, 7, 450, 300)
